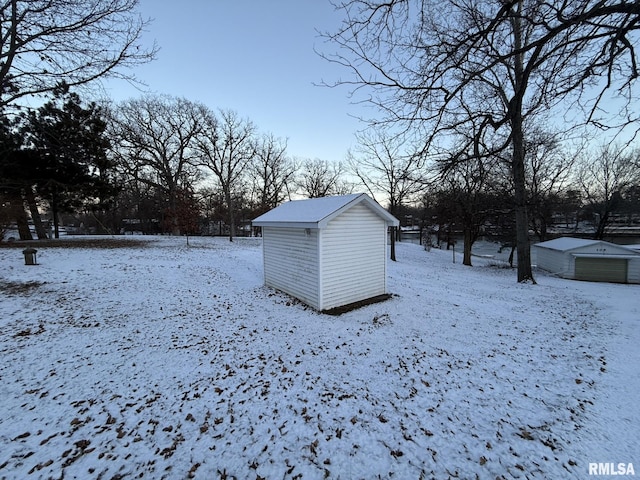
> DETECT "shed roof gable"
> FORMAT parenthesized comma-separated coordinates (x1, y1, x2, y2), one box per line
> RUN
(252, 193, 399, 228)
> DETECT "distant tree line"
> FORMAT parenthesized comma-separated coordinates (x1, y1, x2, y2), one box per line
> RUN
(0, 91, 358, 241)
(105, 94, 356, 241)
(346, 123, 640, 266)
(2, 84, 637, 254)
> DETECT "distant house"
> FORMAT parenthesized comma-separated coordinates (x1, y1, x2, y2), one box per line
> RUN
(533, 237, 640, 284)
(252, 193, 399, 312)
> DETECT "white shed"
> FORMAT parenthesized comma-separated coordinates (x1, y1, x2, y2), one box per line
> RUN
(252, 193, 400, 312)
(532, 237, 640, 284)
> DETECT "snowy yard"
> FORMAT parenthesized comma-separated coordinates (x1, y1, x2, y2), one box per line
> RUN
(0, 236, 637, 479)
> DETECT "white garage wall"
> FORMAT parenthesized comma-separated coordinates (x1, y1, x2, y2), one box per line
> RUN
(628, 258, 640, 284)
(534, 246, 572, 277)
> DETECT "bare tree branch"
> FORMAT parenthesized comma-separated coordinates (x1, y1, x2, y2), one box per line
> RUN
(0, 0, 157, 109)
(321, 0, 640, 282)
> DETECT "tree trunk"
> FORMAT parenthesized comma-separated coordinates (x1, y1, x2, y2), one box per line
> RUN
(539, 217, 547, 242)
(227, 192, 235, 242)
(390, 226, 396, 261)
(24, 188, 48, 239)
(10, 191, 33, 240)
(462, 228, 473, 266)
(510, 1, 535, 283)
(51, 193, 60, 239)
(594, 210, 608, 239)
(511, 119, 534, 282)
(169, 190, 180, 235)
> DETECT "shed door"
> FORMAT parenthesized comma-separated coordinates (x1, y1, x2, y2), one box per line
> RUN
(575, 257, 628, 283)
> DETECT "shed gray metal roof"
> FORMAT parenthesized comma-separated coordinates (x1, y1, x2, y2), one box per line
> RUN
(252, 193, 399, 229)
(535, 237, 601, 252)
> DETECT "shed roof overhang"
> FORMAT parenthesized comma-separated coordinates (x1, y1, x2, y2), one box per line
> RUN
(572, 253, 638, 259)
(254, 221, 320, 229)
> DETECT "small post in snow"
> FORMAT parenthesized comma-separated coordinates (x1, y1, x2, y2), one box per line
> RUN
(22, 248, 38, 265)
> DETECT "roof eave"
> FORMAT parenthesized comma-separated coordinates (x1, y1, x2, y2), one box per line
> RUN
(252, 221, 319, 229)
(572, 253, 639, 259)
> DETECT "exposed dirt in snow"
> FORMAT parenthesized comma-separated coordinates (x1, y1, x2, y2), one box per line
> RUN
(0, 236, 637, 479)
(0, 237, 151, 250)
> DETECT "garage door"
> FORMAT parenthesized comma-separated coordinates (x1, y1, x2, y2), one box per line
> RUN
(575, 257, 628, 283)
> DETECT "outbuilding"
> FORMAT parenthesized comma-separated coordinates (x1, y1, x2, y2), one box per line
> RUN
(533, 237, 640, 284)
(252, 193, 400, 312)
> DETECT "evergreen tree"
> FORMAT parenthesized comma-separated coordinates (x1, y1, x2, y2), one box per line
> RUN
(22, 84, 115, 237)
(0, 113, 33, 239)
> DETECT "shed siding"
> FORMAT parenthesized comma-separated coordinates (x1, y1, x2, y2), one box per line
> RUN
(320, 203, 386, 310)
(628, 258, 640, 284)
(262, 227, 320, 309)
(534, 247, 571, 277)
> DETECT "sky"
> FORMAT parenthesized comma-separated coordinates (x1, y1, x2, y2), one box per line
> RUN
(104, 1, 366, 163)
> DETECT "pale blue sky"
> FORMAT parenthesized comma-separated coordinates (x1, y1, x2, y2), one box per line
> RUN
(104, 1, 366, 162)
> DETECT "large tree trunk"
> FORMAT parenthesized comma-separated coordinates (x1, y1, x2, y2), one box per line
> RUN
(227, 191, 235, 242)
(510, 1, 535, 283)
(17, 216, 32, 240)
(594, 211, 609, 240)
(11, 192, 33, 240)
(168, 189, 180, 236)
(538, 216, 548, 242)
(51, 192, 60, 239)
(24, 188, 48, 239)
(462, 228, 473, 266)
(390, 226, 396, 261)
(511, 118, 534, 282)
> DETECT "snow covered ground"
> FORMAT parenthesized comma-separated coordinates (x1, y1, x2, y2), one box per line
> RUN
(0, 236, 637, 479)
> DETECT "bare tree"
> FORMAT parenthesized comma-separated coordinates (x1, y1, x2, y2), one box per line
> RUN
(578, 143, 640, 239)
(296, 158, 352, 198)
(324, 0, 640, 282)
(109, 95, 206, 234)
(249, 134, 296, 214)
(113, 171, 164, 234)
(0, 0, 156, 109)
(348, 128, 424, 215)
(525, 129, 578, 241)
(348, 128, 426, 260)
(196, 109, 256, 241)
(437, 151, 503, 267)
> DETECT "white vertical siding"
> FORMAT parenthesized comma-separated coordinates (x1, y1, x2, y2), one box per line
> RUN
(534, 246, 571, 277)
(262, 227, 320, 309)
(628, 258, 640, 284)
(320, 203, 387, 310)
